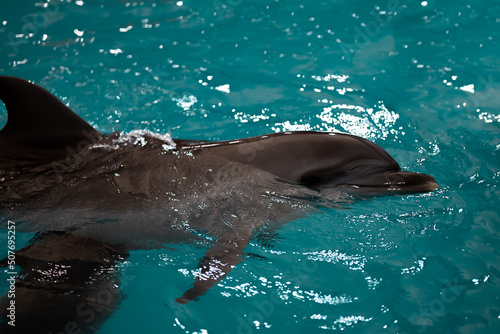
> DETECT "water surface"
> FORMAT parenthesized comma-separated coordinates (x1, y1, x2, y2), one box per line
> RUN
(0, 0, 499, 333)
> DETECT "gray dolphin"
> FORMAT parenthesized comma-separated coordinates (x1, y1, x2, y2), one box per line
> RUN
(0, 76, 438, 333)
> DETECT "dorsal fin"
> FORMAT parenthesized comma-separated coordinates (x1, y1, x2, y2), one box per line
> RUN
(0, 76, 102, 167)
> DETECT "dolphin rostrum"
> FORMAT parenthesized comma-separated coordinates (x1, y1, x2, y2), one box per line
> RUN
(0, 76, 438, 333)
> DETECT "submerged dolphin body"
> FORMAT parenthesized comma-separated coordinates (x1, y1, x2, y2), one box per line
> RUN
(0, 76, 438, 333)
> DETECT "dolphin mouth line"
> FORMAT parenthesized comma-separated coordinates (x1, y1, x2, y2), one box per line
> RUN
(344, 181, 439, 193)
(331, 169, 439, 194)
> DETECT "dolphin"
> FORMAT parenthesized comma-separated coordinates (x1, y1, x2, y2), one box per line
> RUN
(0, 76, 438, 333)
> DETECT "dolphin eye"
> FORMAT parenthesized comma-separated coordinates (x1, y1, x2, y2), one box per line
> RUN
(300, 174, 323, 187)
(299, 167, 348, 187)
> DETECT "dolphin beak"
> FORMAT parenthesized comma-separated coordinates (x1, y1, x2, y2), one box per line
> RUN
(382, 171, 438, 191)
(343, 171, 439, 195)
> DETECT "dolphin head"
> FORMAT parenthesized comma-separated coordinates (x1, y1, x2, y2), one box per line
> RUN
(209, 131, 438, 198)
(290, 133, 438, 196)
(293, 134, 439, 196)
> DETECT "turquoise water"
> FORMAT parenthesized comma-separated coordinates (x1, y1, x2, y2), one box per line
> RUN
(0, 0, 499, 333)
